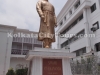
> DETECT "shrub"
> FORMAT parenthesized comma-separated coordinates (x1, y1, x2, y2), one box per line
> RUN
(81, 57, 86, 64)
(6, 68, 15, 75)
(16, 68, 28, 75)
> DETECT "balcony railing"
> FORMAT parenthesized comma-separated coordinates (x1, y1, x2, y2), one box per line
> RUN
(23, 50, 29, 55)
(11, 50, 29, 55)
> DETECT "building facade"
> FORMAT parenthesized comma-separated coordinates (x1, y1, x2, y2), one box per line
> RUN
(0, 24, 42, 75)
(57, 0, 100, 57)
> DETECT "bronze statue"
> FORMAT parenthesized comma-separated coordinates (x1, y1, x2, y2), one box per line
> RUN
(36, 0, 57, 48)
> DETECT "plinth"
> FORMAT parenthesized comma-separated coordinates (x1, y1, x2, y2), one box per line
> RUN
(25, 48, 76, 75)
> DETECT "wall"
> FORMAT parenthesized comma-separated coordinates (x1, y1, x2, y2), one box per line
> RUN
(0, 26, 15, 75)
(59, 19, 85, 44)
(70, 38, 86, 52)
(57, 0, 100, 54)
(87, 0, 100, 51)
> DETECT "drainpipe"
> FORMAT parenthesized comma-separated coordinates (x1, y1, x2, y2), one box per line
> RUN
(83, 8, 92, 53)
(57, 33, 60, 49)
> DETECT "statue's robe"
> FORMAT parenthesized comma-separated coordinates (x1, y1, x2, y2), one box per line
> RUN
(36, 0, 56, 42)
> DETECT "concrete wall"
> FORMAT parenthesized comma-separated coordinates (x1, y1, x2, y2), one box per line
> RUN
(57, 0, 100, 54)
(70, 38, 86, 52)
(0, 26, 15, 75)
(31, 57, 72, 75)
(60, 19, 85, 44)
(31, 57, 42, 75)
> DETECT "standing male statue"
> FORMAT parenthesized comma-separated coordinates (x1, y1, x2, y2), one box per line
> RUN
(36, 0, 57, 48)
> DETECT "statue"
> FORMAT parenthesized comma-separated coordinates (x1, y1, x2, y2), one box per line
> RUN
(36, 0, 57, 48)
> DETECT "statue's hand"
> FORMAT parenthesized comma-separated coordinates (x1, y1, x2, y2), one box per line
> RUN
(41, 14, 44, 19)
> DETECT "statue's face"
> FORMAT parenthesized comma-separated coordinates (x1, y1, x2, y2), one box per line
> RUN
(43, 0, 48, 1)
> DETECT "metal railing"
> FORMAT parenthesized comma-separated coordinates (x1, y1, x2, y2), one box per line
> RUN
(71, 55, 100, 75)
(11, 50, 29, 55)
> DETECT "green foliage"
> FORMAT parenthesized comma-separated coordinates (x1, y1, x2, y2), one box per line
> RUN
(76, 60, 80, 64)
(87, 57, 91, 63)
(98, 65, 100, 71)
(16, 69, 24, 75)
(6, 68, 15, 75)
(81, 57, 86, 64)
(24, 68, 28, 75)
(6, 67, 28, 75)
(16, 68, 28, 75)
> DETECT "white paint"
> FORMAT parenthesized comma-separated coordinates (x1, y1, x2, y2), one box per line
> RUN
(26, 48, 76, 75)
(70, 38, 87, 52)
(0, 25, 42, 75)
(30, 57, 72, 75)
(0, 25, 15, 75)
(31, 57, 42, 75)
(26, 48, 76, 60)
(62, 58, 72, 75)
(57, 0, 100, 55)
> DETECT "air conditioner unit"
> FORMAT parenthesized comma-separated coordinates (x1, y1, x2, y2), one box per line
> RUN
(91, 26, 98, 32)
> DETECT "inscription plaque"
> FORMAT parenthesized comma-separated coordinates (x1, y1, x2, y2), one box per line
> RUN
(43, 59, 63, 75)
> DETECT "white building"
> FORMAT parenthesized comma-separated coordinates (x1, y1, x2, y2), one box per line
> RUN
(0, 24, 42, 75)
(57, 0, 100, 57)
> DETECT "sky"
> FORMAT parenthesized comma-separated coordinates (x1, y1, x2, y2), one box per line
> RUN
(0, 0, 67, 31)
(0, 0, 67, 48)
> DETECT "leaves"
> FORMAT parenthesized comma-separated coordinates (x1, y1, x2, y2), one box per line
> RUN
(6, 68, 15, 75)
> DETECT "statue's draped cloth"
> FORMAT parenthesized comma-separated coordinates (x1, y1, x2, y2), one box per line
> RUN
(36, 1, 56, 42)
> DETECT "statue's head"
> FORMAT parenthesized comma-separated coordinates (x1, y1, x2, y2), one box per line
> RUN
(43, 0, 48, 1)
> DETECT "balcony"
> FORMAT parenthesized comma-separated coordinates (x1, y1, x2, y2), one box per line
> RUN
(13, 37, 23, 43)
(59, 20, 85, 44)
(11, 50, 29, 55)
(57, 0, 91, 33)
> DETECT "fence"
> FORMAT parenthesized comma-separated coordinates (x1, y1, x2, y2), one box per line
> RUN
(70, 54, 100, 75)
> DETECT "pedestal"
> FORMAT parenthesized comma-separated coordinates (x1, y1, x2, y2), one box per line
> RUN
(25, 48, 76, 75)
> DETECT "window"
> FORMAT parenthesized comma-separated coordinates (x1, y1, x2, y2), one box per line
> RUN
(91, 21, 99, 32)
(60, 14, 83, 34)
(91, 3, 96, 13)
(70, 30, 85, 42)
(76, 50, 79, 56)
(17, 45, 21, 49)
(61, 30, 85, 48)
(27, 46, 32, 50)
(75, 0, 80, 9)
(64, 16, 66, 21)
(69, 10, 72, 15)
(74, 47, 86, 56)
(78, 14, 83, 21)
(76, 29, 85, 39)
(93, 21, 99, 29)
(60, 21, 63, 26)
(95, 42, 100, 52)
(61, 40, 68, 48)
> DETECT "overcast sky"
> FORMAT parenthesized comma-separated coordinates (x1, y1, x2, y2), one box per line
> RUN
(0, 0, 67, 49)
(0, 0, 67, 31)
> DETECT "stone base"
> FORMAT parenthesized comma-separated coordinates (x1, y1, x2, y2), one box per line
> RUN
(25, 48, 76, 75)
